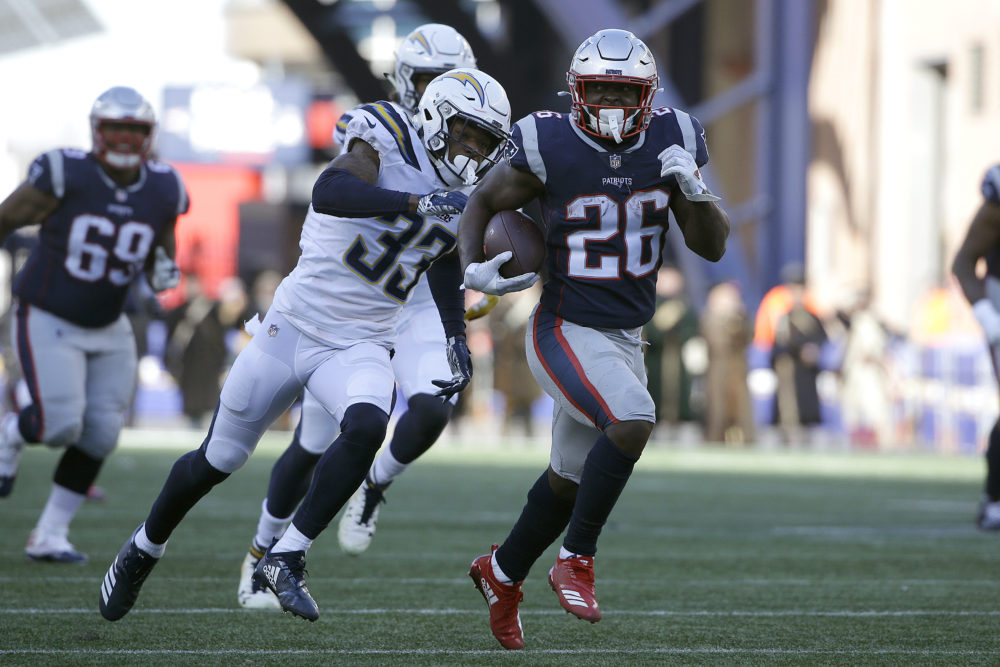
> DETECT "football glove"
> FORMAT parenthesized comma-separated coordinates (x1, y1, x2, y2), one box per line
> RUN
(148, 246, 180, 292)
(432, 336, 473, 399)
(463, 252, 539, 296)
(417, 191, 469, 217)
(973, 299, 1000, 345)
(658, 145, 720, 202)
(465, 294, 500, 321)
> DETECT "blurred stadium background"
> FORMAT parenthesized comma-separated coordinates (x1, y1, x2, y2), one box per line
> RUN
(0, 0, 998, 454)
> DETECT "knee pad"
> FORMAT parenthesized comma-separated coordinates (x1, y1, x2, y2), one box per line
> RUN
(76, 410, 125, 459)
(340, 403, 389, 453)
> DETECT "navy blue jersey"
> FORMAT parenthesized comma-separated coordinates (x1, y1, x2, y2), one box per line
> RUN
(15, 149, 188, 327)
(507, 109, 709, 329)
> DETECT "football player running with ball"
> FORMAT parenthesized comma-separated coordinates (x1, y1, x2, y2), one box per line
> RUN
(100, 68, 513, 623)
(952, 164, 1000, 530)
(235, 23, 509, 611)
(0, 87, 185, 564)
(458, 29, 730, 649)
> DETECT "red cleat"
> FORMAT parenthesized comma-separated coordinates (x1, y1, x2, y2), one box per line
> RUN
(468, 544, 524, 650)
(548, 554, 602, 622)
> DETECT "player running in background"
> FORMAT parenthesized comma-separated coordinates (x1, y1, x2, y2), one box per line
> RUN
(0, 86, 185, 563)
(457, 29, 730, 649)
(952, 164, 1000, 529)
(235, 23, 498, 611)
(100, 68, 517, 623)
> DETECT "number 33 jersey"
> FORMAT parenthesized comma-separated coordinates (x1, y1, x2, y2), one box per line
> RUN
(15, 149, 188, 328)
(508, 108, 710, 330)
(272, 100, 460, 349)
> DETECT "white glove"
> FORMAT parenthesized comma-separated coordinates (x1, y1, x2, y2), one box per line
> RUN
(973, 299, 1000, 345)
(658, 145, 720, 202)
(463, 252, 539, 296)
(244, 313, 262, 336)
(148, 246, 180, 292)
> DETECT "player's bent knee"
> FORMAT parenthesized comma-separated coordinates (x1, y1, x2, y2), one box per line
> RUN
(546, 467, 579, 504)
(605, 419, 654, 458)
(43, 421, 85, 449)
(205, 436, 253, 474)
(341, 403, 389, 449)
(406, 393, 453, 426)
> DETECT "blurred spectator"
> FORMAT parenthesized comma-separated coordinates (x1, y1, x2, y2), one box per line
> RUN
(839, 291, 892, 448)
(164, 275, 249, 428)
(489, 285, 542, 437)
(772, 277, 828, 445)
(701, 281, 754, 444)
(752, 262, 819, 351)
(643, 266, 701, 430)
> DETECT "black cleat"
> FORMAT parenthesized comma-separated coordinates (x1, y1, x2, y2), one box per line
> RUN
(252, 548, 319, 621)
(99, 535, 159, 621)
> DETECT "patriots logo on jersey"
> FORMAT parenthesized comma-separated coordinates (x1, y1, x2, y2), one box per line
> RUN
(503, 141, 520, 164)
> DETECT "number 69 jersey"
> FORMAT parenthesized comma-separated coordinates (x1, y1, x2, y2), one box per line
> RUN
(15, 149, 188, 328)
(508, 108, 710, 330)
(272, 101, 460, 349)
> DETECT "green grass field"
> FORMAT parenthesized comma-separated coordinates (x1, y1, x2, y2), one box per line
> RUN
(1, 429, 999, 665)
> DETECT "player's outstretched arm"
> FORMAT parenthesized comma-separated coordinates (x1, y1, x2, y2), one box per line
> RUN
(669, 193, 730, 262)
(0, 182, 59, 245)
(953, 201, 1000, 305)
(458, 162, 544, 273)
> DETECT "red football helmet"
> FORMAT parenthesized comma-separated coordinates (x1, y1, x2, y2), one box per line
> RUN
(90, 86, 156, 169)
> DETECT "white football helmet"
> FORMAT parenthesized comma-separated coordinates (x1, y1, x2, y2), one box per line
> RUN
(392, 24, 477, 113)
(567, 29, 659, 143)
(416, 69, 511, 188)
(90, 86, 156, 169)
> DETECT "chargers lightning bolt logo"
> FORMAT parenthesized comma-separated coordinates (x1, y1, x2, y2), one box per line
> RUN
(442, 72, 485, 106)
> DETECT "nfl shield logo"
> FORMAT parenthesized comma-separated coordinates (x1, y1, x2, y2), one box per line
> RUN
(267, 324, 279, 337)
(609, 154, 622, 169)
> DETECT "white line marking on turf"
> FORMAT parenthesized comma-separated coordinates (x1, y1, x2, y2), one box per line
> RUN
(1, 649, 998, 656)
(3, 608, 1000, 617)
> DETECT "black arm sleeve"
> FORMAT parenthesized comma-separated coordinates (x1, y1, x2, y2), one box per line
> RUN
(426, 251, 466, 339)
(311, 167, 412, 218)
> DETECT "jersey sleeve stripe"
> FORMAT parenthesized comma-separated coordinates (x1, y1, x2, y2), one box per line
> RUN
(516, 116, 546, 184)
(333, 111, 353, 148)
(361, 103, 420, 168)
(45, 149, 65, 199)
(171, 167, 188, 216)
(672, 109, 698, 159)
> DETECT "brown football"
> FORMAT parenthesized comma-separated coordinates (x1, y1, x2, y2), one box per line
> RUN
(483, 210, 545, 278)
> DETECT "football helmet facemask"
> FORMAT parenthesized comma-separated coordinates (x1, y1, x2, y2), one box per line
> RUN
(567, 29, 659, 143)
(90, 86, 156, 170)
(392, 24, 477, 113)
(416, 69, 511, 188)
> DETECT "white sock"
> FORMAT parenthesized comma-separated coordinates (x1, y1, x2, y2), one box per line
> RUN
(369, 448, 408, 487)
(273, 523, 312, 553)
(254, 498, 291, 549)
(35, 484, 84, 536)
(134, 522, 167, 558)
(559, 546, 582, 560)
(5, 414, 24, 446)
(491, 552, 513, 584)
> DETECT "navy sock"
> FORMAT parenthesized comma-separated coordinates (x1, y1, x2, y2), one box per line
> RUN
(387, 393, 452, 464)
(144, 445, 229, 544)
(292, 403, 388, 539)
(52, 446, 103, 495)
(986, 421, 1000, 500)
(562, 433, 638, 557)
(495, 471, 574, 582)
(266, 426, 321, 518)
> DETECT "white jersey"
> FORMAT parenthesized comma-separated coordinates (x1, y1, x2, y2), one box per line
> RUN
(273, 101, 458, 349)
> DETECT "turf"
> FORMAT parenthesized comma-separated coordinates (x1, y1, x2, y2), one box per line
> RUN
(1, 430, 998, 665)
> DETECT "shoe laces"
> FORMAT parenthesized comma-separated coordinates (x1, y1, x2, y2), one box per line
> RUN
(124, 546, 157, 585)
(561, 556, 596, 588)
(358, 484, 386, 525)
(277, 551, 309, 587)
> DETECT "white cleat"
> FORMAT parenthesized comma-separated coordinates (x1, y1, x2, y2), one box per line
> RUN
(337, 482, 385, 555)
(238, 549, 281, 610)
(0, 413, 25, 498)
(977, 497, 1000, 531)
(25, 527, 87, 564)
